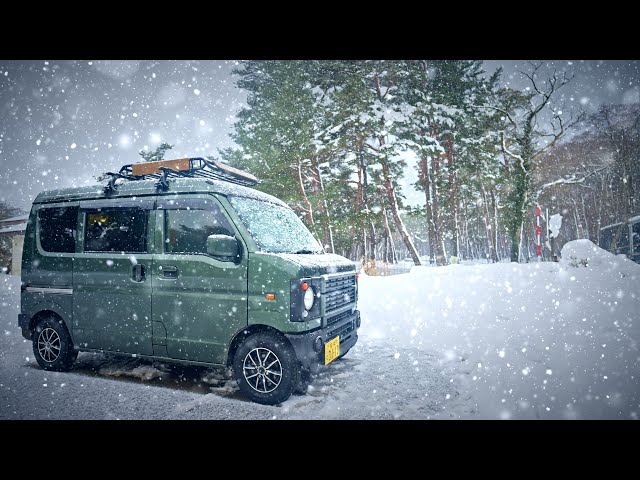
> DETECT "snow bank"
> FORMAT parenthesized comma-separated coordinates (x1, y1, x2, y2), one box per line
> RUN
(560, 239, 639, 275)
(358, 254, 640, 419)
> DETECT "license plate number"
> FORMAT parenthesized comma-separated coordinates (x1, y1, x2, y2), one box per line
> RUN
(324, 336, 340, 365)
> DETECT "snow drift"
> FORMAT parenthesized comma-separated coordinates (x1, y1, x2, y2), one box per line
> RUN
(358, 242, 640, 419)
(561, 238, 638, 274)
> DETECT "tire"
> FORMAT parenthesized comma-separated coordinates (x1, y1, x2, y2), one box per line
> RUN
(233, 332, 299, 405)
(32, 316, 78, 372)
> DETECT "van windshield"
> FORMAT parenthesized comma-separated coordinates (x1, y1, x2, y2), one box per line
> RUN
(229, 196, 323, 254)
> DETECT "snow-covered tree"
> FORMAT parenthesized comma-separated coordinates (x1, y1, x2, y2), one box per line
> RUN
(492, 62, 583, 262)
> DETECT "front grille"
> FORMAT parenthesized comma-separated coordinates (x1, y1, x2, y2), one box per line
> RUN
(328, 320, 355, 344)
(327, 309, 351, 326)
(324, 274, 356, 315)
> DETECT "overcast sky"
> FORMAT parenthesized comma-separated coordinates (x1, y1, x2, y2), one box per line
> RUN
(1, 60, 639, 211)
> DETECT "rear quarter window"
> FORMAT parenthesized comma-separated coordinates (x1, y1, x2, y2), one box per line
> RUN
(38, 207, 78, 253)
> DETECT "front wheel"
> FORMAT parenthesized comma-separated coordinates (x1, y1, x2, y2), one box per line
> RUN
(233, 332, 300, 405)
(32, 316, 78, 371)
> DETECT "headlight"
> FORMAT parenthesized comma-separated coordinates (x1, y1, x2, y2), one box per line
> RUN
(303, 287, 315, 310)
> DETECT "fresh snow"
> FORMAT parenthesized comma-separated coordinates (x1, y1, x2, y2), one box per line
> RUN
(1, 240, 638, 419)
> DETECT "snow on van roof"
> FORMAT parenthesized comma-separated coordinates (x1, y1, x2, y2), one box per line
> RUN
(33, 177, 288, 208)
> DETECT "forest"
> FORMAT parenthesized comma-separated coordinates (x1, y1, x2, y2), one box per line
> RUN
(218, 60, 639, 266)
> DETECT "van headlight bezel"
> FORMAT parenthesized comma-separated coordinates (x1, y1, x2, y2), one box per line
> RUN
(290, 277, 321, 322)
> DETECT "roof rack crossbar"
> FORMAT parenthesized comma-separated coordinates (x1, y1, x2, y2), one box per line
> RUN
(103, 171, 146, 194)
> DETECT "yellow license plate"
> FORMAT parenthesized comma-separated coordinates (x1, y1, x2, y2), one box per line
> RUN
(324, 336, 340, 365)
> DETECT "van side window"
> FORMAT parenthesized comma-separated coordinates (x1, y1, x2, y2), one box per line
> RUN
(633, 222, 640, 249)
(38, 207, 78, 253)
(84, 209, 148, 253)
(165, 208, 234, 255)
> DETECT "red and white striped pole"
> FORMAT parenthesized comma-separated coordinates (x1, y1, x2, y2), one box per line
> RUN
(536, 206, 541, 261)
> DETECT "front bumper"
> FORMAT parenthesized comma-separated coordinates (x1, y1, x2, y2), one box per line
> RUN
(286, 310, 360, 373)
(18, 313, 31, 340)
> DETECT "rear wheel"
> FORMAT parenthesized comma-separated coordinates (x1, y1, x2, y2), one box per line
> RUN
(32, 316, 78, 372)
(233, 332, 299, 405)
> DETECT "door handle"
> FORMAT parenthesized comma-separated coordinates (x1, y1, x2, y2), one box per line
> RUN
(160, 265, 178, 279)
(132, 264, 145, 282)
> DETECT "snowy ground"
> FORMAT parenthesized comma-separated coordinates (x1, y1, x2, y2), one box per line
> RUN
(1, 240, 638, 419)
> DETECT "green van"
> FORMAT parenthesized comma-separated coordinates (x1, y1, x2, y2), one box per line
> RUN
(18, 158, 360, 405)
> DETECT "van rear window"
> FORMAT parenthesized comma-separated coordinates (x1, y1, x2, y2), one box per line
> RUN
(84, 209, 148, 253)
(38, 207, 78, 253)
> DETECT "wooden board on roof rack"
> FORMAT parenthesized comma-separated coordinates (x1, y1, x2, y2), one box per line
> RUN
(131, 158, 192, 176)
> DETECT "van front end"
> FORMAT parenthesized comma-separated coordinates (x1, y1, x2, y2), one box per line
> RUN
(240, 248, 360, 404)
(287, 271, 360, 373)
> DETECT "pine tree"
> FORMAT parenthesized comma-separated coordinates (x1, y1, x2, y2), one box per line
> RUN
(139, 142, 173, 162)
(226, 61, 337, 250)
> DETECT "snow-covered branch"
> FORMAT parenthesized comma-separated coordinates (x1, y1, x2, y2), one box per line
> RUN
(501, 131, 526, 172)
(535, 165, 609, 198)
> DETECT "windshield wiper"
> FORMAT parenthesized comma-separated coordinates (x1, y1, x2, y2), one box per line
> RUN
(294, 249, 321, 254)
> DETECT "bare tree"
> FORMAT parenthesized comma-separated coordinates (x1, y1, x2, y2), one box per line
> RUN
(591, 104, 640, 218)
(486, 62, 584, 261)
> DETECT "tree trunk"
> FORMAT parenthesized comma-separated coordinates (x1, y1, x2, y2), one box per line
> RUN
(445, 137, 459, 259)
(383, 227, 389, 263)
(481, 185, 498, 263)
(419, 155, 437, 264)
(490, 187, 500, 261)
(310, 154, 335, 253)
(462, 197, 472, 260)
(383, 208, 396, 263)
(380, 155, 421, 265)
(352, 149, 364, 258)
(508, 128, 533, 262)
(296, 162, 314, 228)
(362, 228, 367, 263)
(359, 149, 376, 260)
(510, 211, 524, 262)
(368, 221, 376, 260)
(430, 153, 447, 265)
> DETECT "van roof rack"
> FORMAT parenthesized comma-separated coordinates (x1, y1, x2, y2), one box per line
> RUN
(103, 157, 260, 193)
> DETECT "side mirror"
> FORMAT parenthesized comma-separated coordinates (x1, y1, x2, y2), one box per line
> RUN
(206, 234, 239, 261)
